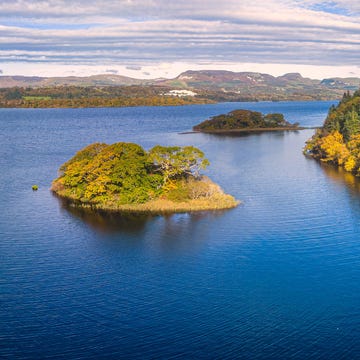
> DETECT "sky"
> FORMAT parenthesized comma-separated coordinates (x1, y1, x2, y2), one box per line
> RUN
(1, 0, 360, 79)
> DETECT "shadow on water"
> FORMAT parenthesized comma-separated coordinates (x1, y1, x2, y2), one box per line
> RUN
(56, 196, 232, 242)
(320, 162, 360, 195)
(57, 197, 151, 235)
(201, 130, 298, 139)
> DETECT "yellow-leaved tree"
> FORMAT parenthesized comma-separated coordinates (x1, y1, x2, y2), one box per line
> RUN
(318, 131, 349, 165)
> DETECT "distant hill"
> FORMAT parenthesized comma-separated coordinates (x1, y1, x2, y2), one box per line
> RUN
(1, 70, 360, 101)
(0, 74, 149, 88)
(162, 70, 316, 89)
(320, 77, 360, 91)
(159, 70, 360, 100)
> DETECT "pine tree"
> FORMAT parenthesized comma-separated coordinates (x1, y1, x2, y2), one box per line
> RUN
(343, 108, 360, 141)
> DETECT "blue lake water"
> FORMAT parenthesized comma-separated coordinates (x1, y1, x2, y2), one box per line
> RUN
(1, 101, 360, 359)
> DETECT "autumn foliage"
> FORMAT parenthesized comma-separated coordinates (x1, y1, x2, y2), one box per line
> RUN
(51, 142, 238, 212)
(305, 90, 360, 175)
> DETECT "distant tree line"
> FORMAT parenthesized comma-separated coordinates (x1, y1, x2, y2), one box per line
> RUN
(0, 84, 344, 108)
(0, 86, 213, 108)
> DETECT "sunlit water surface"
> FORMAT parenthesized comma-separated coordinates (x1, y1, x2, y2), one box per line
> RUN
(1, 101, 360, 359)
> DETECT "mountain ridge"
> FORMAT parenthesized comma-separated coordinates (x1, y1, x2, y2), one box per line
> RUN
(1, 70, 359, 89)
(1, 70, 360, 101)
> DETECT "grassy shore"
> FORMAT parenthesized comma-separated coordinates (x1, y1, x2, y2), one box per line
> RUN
(52, 177, 239, 215)
(54, 192, 239, 215)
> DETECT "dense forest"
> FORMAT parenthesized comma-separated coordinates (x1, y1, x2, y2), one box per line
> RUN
(305, 90, 360, 175)
(193, 109, 299, 131)
(0, 86, 213, 108)
(51, 142, 238, 213)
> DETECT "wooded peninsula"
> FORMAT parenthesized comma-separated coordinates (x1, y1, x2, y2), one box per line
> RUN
(305, 90, 360, 176)
(51, 142, 239, 214)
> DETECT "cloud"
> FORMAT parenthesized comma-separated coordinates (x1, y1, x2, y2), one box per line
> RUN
(1, 1, 360, 77)
(126, 65, 142, 71)
(1, 0, 359, 20)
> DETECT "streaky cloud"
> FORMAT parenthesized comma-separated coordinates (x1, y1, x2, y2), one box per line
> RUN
(0, 0, 360, 77)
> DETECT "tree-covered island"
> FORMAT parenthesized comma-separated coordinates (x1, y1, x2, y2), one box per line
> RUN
(51, 142, 239, 213)
(305, 90, 360, 175)
(193, 109, 301, 133)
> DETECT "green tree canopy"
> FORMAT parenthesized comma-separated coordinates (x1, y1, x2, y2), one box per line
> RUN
(343, 108, 360, 141)
(52, 142, 210, 206)
(193, 109, 294, 131)
(149, 145, 209, 184)
(305, 89, 360, 177)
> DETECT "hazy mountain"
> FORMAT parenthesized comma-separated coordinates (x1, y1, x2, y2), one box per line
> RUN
(161, 70, 317, 89)
(320, 77, 360, 90)
(158, 70, 359, 100)
(0, 74, 148, 88)
(161, 70, 358, 91)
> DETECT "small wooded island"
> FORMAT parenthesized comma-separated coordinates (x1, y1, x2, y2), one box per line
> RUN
(51, 142, 239, 213)
(305, 90, 360, 176)
(193, 109, 301, 133)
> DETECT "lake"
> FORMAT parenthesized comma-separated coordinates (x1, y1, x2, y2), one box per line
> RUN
(1, 101, 360, 359)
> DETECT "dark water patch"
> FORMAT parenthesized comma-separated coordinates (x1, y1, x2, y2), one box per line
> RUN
(58, 198, 152, 234)
(57, 195, 232, 237)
